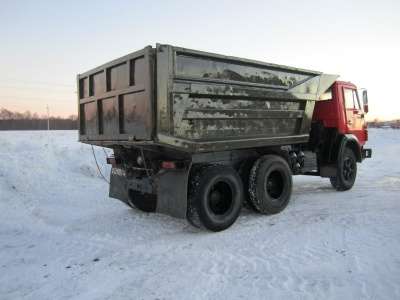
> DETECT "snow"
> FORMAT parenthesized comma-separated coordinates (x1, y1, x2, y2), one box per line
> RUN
(0, 129, 399, 300)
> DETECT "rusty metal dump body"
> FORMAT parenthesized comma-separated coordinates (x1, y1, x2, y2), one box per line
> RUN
(78, 44, 337, 152)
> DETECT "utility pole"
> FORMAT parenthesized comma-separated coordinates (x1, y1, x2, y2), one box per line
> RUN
(46, 105, 50, 130)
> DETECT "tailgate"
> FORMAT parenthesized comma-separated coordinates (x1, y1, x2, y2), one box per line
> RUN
(78, 46, 154, 142)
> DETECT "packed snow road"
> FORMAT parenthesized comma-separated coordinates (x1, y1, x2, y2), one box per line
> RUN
(0, 129, 399, 300)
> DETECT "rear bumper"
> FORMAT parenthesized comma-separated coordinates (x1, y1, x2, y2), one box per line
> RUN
(362, 148, 372, 159)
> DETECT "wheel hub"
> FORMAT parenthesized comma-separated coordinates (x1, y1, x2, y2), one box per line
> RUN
(343, 157, 355, 181)
(266, 171, 284, 199)
(208, 181, 233, 215)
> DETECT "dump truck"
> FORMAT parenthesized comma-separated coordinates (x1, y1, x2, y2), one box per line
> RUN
(77, 44, 372, 231)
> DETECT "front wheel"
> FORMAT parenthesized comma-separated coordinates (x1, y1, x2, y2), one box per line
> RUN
(330, 147, 357, 191)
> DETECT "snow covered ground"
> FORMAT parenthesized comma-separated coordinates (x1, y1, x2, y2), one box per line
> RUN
(0, 129, 399, 300)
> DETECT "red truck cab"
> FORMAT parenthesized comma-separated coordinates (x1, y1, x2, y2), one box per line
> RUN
(313, 81, 369, 146)
(307, 80, 371, 194)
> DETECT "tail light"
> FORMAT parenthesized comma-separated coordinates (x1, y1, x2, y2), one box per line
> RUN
(106, 156, 121, 167)
(161, 161, 176, 169)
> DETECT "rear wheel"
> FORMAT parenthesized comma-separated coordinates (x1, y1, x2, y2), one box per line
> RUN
(330, 147, 357, 191)
(238, 158, 257, 210)
(127, 191, 157, 212)
(249, 155, 292, 214)
(187, 165, 243, 232)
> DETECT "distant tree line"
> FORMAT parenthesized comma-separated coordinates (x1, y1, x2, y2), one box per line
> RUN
(0, 108, 78, 130)
(368, 118, 400, 129)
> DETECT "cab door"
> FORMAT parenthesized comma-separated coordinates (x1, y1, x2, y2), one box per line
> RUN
(343, 87, 366, 143)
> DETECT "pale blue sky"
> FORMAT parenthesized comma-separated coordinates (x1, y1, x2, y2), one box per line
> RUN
(1, 0, 399, 119)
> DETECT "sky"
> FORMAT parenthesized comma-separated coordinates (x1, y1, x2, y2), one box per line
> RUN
(0, 0, 399, 120)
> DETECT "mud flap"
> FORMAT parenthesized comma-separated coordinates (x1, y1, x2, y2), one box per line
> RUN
(109, 166, 190, 219)
(109, 168, 129, 204)
(154, 168, 190, 219)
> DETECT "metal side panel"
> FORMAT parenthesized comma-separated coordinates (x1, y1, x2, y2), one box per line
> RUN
(156, 44, 337, 152)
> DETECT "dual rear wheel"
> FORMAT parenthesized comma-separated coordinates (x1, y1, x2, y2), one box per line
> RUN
(187, 165, 243, 232)
(248, 155, 292, 214)
(187, 155, 293, 231)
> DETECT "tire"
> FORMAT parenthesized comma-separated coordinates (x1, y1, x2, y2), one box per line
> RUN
(238, 158, 257, 210)
(187, 164, 243, 232)
(249, 155, 292, 214)
(330, 147, 357, 191)
(329, 177, 338, 189)
(127, 190, 157, 212)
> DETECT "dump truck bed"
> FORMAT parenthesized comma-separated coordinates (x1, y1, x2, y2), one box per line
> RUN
(78, 44, 337, 152)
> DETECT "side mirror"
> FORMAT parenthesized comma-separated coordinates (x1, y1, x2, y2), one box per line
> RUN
(362, 90, 369, 113)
